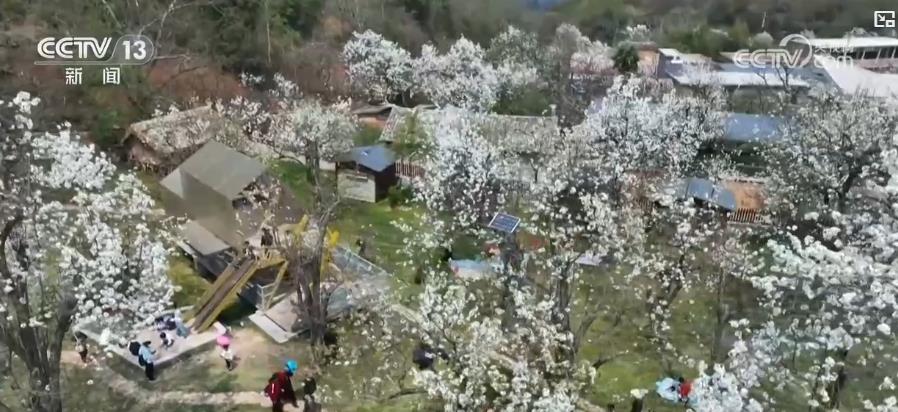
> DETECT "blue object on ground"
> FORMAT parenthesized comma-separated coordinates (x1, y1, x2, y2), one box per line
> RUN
(655, 377, 701, 407)
(656, 378, 680, 402)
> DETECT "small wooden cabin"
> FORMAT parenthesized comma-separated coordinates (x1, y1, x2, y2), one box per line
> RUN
(335, 145, 399, 203)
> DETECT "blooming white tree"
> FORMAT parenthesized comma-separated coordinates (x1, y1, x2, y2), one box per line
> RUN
(488, 26, 543, 94)
(765, 87, 898, 218)
(550, 23, 615, 78)
(621, 25, 653, 43)
(217, 76, 357, 198)
(685, 93, 898, 412)
(0, 92, 173, 412)
(216, 76, 358, 344)
(343, 30, 415, 103)
(413, 37, 501, 112)
(396, 76, 732, 410)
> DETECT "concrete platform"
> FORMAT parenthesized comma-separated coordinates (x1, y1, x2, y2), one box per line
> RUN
(248, 311, 295, 344)
(77, 315, 227, 370)
(250, 289, 350, 342)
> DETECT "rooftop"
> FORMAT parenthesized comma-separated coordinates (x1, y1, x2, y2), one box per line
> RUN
(161, 140, 266, 201)
(723, 113, 785, 143)
(815, 56, 898, 99)
(123, 106, 232, 155)
(380, 106, 558, 151)
(666, 65, 809, 88)
(788, 36, 898, 50)
(658, 177, 738, 211)
(681, 177, 737, 211)
(337, 145, 396, 172)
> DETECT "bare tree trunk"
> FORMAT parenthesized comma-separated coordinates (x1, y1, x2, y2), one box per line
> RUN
(709, 271, 729, 364)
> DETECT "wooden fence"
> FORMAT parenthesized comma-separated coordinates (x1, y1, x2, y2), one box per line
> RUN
(396, 159, 425, 179)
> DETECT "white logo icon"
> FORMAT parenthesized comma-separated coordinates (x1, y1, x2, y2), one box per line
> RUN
(732, 33, 854, 69)
(874, 11, 896, 28)
(35, 35, 155, 66)
(38, 37, 112, 60)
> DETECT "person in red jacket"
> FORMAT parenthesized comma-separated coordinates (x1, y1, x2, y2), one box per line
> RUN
(264, 360, 298, 412)
(678, 376, 693, 404)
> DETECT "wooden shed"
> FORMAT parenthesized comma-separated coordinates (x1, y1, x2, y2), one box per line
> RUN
(335, 145, 399, 203)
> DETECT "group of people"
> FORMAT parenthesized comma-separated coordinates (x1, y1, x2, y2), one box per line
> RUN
(243, 227, 276, 260)
(264, 360, 319, 412)
(126, 311, 191, 382)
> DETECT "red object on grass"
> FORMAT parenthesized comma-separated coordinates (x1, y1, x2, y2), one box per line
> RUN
(679, 380, 692, 399)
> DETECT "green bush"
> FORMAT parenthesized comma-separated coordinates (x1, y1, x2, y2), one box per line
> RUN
(90, 110, 123, 149)
(613, 44, 639, 73)
(494, 88, 553, 116)
(354, 125, 384, 146)
(386, 185, 414, 208)
(168, 256, 208, 308)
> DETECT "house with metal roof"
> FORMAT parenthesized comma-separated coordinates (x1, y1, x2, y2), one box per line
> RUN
(783, 36, 898, 70)
(160, 140, 270, 251)
(815, 55, 898, 99)
(335, 145, 399, 203)
(722, 113, 785, 144)
(655, 177, 737, 212)
(379, 106, 558, 182)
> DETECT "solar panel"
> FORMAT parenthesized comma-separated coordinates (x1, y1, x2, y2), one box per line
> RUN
(487, 213, 521, 233)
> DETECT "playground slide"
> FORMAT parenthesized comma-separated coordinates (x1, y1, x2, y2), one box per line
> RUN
(190, 257, 259, 332)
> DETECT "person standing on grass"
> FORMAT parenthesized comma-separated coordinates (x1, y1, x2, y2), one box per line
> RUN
(678, 376, 692, 405)
(220, 344, 236, 371)
(138, 341, 157, 382)
(264, 360, 299, 412)
(74, 332, 90, 364)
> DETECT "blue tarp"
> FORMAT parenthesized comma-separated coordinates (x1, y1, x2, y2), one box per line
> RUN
(450, 259, 495, 280)
(656, 378, 681, 402)
(682, 178, 738, 212)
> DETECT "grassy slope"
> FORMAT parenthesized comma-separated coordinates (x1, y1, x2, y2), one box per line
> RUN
(271, 160, 427, 304)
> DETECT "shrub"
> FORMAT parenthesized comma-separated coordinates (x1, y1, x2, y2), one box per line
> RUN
(386, 184, 414, 208)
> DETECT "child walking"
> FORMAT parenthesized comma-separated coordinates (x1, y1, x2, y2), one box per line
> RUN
(220, 344, 236, 371)
(74, 332, 89, 364)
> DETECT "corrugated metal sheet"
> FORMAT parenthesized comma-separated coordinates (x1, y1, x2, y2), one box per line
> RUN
(338, 145, 396, 172)
(168, 140, 266, 200)
(724, 113, 784, 143)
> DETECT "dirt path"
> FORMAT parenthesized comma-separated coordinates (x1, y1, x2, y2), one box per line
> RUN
(61, 351, 313, 411)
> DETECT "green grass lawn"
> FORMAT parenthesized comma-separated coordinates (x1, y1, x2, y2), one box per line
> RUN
(272, 160, 428, 304)
(61, 365, 261, 412)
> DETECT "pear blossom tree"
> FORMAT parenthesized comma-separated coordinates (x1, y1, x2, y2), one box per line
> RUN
(487, 26, 544, 98)
(389, 75, 744, 410)
(765, 88, 898, 219)
(547, 24, 615, 126)
(214, 76, 358, 344)
(343, 30, 415, 104)
(413, 37, 502, 112)
(685, 95, 898, 411)
(0, 92, 173, 412)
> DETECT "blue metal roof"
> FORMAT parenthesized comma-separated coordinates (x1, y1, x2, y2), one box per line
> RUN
(681, 178, 737, 211)
(339, 145, 396, 172)
(724, 113, 784, 144)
